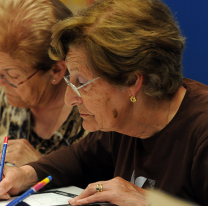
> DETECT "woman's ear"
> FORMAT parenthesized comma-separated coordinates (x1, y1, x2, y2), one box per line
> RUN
(50, 60, 67, 84)
(128, 73, 143, 97)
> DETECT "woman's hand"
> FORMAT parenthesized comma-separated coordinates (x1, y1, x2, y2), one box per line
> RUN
(2, 139, 42, 167)
(68, 177, 149, 206)
(0, 165, 38, 199)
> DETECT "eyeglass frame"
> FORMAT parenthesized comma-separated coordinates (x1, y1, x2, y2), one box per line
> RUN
(63, 74, 100, 97)
(0, 70, 39, 88)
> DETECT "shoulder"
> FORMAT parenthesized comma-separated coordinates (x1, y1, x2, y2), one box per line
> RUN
(181, 78, 208, 120)
(183, 78, 208, 103)
(171, 79, 208, 154)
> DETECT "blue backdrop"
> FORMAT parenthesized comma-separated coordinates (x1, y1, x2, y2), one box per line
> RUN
(163, 0, 208, 85)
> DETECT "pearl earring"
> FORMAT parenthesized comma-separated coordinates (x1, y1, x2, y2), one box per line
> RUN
(53, 79, 56, 82)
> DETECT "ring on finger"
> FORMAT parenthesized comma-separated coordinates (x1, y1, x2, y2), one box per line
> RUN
(96, 184, 103, 192)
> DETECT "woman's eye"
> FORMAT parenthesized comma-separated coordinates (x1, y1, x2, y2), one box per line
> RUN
(6, 70, 20, 79)
(78, 81, 85, 86)
(77, 77, 86, 86)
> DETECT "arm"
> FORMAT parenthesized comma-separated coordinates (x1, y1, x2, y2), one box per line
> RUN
(28, 145, 84, 188)
(28, 131, 115, 188)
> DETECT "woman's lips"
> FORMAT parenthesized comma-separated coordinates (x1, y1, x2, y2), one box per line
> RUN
(80, 113, 90, 117)
(5, 93, 15, 97)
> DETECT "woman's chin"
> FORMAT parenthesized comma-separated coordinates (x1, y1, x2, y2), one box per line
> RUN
(7, 99, 19, 107)
(7, 97, 28, 108)
(82, 120, 100, 132)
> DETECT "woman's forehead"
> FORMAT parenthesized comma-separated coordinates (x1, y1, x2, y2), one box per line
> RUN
(66, 46, 86, 64)
(65, 56, 84, 73)
(0, 52, 29, 72)
(65, 47, 93, 75)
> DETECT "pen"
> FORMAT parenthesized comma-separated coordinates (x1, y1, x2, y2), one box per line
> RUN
(0, 136, 8, 181)
(6, 176, 52, 206)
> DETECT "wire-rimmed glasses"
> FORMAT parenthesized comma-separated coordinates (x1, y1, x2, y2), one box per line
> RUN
(63, 75, 100, 97)
(0, 70, 39, 88)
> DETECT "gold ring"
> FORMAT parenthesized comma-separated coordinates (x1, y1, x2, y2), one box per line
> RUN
(96, 184, 103, 192)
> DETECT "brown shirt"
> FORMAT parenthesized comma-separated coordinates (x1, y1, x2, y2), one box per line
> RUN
(29, 78, 208, 205)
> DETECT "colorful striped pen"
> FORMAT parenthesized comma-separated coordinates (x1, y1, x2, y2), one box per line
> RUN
(0, 136, 8, 181)
(6, 176, 52, 206)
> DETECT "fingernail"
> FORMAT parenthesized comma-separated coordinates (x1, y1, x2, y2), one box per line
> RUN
(69, 199, 75, 205)
(2, 194, 10, 199)
(0, 188, 6, 195)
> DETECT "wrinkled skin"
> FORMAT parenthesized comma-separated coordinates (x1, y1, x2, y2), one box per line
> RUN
(1, 139, 42, 167)
(68, 177, 149, 206)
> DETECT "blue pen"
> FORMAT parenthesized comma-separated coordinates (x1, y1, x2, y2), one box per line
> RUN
(6, 176, 52, 206)
(0, 136, 8, 181)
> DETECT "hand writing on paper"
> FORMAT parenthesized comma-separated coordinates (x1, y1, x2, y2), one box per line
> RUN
(68, 177, 149, 206)
(0, 165, 39, 199)
(0, 139, 42, 167)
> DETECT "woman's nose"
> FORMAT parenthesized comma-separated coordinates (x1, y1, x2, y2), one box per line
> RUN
(65, 86, 83, 106)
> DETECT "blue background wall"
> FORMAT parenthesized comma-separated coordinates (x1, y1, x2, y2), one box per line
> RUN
(163, 0, 208, 85)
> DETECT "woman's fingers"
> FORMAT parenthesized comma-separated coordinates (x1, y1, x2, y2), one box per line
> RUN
(69, 182, 106, 205)
(73, 192, 108, 205)
(0, 193, 10, 200)
(69, 180, 118, 205)
(69, 191, 113, 206)
(69, 177, 149, 206)
(69, 182, 102, 205)
(79, 182, 106, 198)
(4, 139, 42, 167)
(0, 167, 18, 197)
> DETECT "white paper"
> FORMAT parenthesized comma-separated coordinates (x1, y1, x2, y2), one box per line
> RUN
(0, 196, 16, 206)
(0, 186, 83, 206)
(25, 192, 71, 205)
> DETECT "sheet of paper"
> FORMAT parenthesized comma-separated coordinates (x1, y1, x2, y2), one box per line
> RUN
(0, 196, 16, 206)
(25, 192, 72, 206)
(0, 192, 72, 206)
(49, 186, 83, 195)
(0, 187, 79, 206)
(0, 186, 116, 206)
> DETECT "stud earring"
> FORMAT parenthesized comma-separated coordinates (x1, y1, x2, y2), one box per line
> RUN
(130, 95, 137, 103)
(53, 79, 56, 82)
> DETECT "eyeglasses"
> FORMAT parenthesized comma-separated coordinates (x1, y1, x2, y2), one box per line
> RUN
(0, 70, 39, 88)
(63, 75, 100, 97)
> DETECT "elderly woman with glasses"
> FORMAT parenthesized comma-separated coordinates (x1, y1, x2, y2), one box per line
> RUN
(0, 0, 87, 167)
(0, 0, 208, 205)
